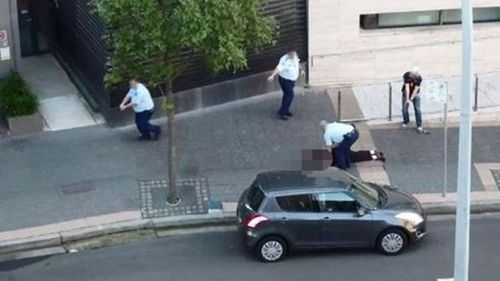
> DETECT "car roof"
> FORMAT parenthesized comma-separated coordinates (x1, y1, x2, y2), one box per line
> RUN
(256, 169, 354, 195)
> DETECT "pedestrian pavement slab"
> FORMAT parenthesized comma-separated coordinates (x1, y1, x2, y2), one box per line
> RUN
(369, 126, 500, 193)
(0, 90, 337, 232)
(39, 95, 98, 131)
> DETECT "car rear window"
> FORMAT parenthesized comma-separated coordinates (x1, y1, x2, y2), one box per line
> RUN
(276, 194, 316, 212)
(247, 183, 265, 211)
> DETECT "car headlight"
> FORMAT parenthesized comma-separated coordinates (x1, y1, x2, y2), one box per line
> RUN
(396, 212, 424, 225)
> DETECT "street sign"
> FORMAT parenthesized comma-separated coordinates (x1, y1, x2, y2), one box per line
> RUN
(424, 80, 448, 103)
(0, 47, 10, 61)
(0, 30, 8, 47)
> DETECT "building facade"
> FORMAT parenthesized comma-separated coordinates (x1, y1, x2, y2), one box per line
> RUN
(308, 0, 500, 86)
(2, 0, 500, 124)
(0, 0, 308, 124)
(0, 0, 20, 77)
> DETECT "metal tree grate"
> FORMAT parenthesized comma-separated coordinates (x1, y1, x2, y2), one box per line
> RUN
(139, 178, 210, 219)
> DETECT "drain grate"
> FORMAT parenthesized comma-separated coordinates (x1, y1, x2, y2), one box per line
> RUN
(59, 181, 95, 195)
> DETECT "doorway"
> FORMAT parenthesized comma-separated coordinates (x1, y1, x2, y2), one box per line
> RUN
(17, 0, 57, 57)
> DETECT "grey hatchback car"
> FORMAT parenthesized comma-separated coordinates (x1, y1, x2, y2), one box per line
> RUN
(236, 169, 426, 262)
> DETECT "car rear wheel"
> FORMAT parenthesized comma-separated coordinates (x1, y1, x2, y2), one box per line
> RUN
(377, 229, 408, 255)
(256, 236, 287, 262)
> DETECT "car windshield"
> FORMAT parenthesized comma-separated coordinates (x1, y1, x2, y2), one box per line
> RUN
(347, 181, 380, 209)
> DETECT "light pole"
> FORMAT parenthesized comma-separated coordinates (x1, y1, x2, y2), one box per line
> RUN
(453, 0, 474, 280)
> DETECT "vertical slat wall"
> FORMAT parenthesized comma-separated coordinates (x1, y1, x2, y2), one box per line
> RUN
(53, 0, 307, 108)
(54, 0, 108, 103)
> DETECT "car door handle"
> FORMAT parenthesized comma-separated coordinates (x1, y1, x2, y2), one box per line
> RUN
(323, 216, 330, 220)
(280, 217, 287, 221)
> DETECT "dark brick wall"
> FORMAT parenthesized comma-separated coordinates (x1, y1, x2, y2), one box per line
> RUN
(52, 0, 307, 121)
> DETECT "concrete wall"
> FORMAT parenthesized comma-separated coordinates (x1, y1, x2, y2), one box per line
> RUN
(0, 0, 20, 77)
(308, 0, 500, 86)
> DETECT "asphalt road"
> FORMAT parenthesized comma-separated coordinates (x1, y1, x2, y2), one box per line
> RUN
(1, 216, 500, 281)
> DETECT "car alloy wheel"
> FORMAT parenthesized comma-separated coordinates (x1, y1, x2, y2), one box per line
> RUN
(256, 236, 287, 262)
(378, 229, 408, 255)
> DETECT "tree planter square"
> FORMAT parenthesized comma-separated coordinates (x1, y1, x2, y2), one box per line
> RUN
(6, 112, 44, 136)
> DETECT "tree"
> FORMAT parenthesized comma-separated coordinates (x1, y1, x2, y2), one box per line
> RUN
(93, 0, 276, 204)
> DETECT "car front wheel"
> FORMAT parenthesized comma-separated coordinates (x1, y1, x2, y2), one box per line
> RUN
(377, 229, 408, 255)
(256, 236, 287, 262)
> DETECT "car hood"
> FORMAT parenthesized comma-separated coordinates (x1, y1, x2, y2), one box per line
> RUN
(376, 184, 424, 214)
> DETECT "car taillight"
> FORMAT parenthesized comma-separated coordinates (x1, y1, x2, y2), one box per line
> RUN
(244, 214, 269, 229)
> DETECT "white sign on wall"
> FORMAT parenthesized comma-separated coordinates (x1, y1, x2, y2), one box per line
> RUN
(0, 47, 11, 61)
(423, 80, 448, 104)
(0, 30, 8, 48)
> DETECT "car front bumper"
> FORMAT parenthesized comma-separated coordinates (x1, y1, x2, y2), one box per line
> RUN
(408, 222, 427, 242)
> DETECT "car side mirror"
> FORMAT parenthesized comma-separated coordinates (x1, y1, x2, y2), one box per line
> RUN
(356, 206, 367, 217)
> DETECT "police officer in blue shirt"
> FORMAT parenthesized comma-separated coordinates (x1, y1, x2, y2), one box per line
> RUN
(321, 120, 359, 170)
(120, 78, 161, 141)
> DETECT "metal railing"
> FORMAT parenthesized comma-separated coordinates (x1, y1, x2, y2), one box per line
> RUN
(333, 73, 484, 123)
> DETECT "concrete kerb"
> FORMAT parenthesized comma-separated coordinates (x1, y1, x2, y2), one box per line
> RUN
(0, 213, 236, 257)
(422, 200, 500, 215)
(0, 233, 61, 254)
(1, 201, 500, 258)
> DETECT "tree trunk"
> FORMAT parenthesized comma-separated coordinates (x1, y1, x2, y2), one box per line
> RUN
(165, 79, 179, 204)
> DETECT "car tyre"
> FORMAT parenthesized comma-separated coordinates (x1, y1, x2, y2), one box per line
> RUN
(377, 229, 408, 256)
(256, 236, 287, 262)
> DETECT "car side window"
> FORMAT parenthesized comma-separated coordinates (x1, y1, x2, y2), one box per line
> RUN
(276, 194, 317, 212)
(316, 192, 358, 213)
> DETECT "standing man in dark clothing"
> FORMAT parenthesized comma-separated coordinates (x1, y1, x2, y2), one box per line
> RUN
(268, 48, 305, 121)
(401, 67, 429, 134)
(320, 120, 359, 170)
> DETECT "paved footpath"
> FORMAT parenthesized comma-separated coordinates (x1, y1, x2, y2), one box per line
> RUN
(0, 90, 335, 232)
(1, 87, 500, 244)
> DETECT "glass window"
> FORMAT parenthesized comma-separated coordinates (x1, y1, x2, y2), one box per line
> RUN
(347, 182, 379, 209)
(378, 11, 440, 27)
(316, 192, 358, 213)
(276, 194, 316, 212)
(247, 182, 265, 211)
(360, 7, 500, 29)
(474, 7, 500, 22)
(442, 10, 461, 24)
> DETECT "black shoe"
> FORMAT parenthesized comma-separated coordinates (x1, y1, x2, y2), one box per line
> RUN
(285, 112, 293, 117)
(278, 114, 288, 121)
(137, 136, 152, 141)
(377, 152, 386, 162)
(152, 128, 162, 141)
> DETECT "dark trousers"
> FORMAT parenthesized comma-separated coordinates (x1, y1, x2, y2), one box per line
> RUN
(331, 130, 360, 170)
(135, 110, 160, 139)
(402, 94, 422, 127)
(278, 76, 295, 116)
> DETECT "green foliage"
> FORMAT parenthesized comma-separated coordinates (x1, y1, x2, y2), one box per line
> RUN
(92, 0, 276, 89)
(0, 71, 39, 117)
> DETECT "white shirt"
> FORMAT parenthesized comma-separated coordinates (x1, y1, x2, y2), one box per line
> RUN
(323, 122, 354, 146)
(276, 54, 300, 81)
(126, 83, 155, 112)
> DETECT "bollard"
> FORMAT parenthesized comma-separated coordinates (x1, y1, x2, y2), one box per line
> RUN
(473, 75, 479, 112)
(337, 91, 342, 122)
(388, 83, 393, 121)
